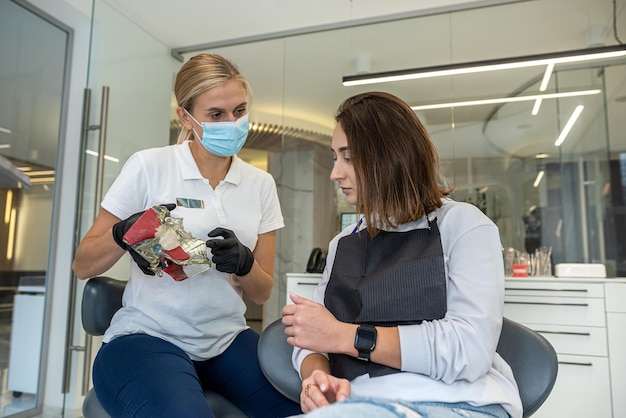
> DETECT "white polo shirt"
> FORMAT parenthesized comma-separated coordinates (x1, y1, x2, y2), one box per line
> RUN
(101, 140, 284, 360)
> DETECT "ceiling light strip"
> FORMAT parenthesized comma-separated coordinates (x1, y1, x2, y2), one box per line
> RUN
(554, 105, 584, 146)
(4, 190, 12, 224)
(532, 62, 556, 116)
(25, 170, 56, 176)
(7, 208, 16, 261)
(343, 45, 626, 86)
(411, 89, 600, 110)
(29, 177, 55, 184)
(531, 99, 543, 116)
(85, 149, 120, 163)
(539, 63, 555, 91)
(533, 170, 545, 187)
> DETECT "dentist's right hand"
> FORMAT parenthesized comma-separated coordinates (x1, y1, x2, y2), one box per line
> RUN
(111, 203, 176, 275)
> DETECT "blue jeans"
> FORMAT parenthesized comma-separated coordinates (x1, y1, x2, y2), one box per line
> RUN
(293, 397, 509, 418)
(93, 329, 301, 418)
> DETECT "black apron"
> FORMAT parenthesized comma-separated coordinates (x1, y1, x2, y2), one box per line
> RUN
(325, 218, 447, 380)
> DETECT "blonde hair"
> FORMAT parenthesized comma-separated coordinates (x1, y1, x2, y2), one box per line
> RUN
(174, 54, 252, 144)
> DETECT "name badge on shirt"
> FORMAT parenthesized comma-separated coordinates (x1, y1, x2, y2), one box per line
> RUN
(176, 197, 205, 209)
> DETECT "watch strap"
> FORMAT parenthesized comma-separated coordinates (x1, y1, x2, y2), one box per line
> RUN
(357, 348, 371, 362)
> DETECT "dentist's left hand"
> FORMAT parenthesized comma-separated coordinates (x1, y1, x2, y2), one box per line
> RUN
(206, 227, 254, 276)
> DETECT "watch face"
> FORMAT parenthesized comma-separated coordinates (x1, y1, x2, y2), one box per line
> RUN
(356, 326, 377, 351)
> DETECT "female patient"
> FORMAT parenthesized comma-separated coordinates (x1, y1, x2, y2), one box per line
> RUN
(282, 92, 522, 418)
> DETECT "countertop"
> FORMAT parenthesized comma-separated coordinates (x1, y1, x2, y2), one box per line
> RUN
(505, 276, 626, 283)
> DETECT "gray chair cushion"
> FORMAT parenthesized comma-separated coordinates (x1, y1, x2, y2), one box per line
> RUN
(81, 276, 248, 418)
(497, 317, 558, 417)
(205, 391, 248, 418)
(82, 388, 109, 418)
(83, 387, 247, 418)
(81, 276, 125, 336)
(257, 319, 301, 403)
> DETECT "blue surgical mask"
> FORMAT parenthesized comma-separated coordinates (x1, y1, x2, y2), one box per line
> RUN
(185, 110, 249, 157)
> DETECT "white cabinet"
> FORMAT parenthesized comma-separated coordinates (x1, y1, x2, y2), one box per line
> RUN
(285, 273, 322, 305)
(7, 293, 45, 395)
(605, 282, 626, 418)
(545, 354, 611, 418)
(505, 278, 626, 418)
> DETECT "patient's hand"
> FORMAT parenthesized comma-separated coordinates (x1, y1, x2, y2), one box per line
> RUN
(300, 370, 350, 413)
(282, 294, 346, 353)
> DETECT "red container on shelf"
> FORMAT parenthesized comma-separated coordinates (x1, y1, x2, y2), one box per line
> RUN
(512, 263, 529, 277)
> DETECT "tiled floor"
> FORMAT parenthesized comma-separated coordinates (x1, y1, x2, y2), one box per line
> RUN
(0, 375, 79, 418)
(0, 389, 37, 417)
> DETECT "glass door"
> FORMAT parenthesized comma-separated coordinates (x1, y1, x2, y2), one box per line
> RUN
(61, 0, 178, 414)
(0, 1, 71, 416)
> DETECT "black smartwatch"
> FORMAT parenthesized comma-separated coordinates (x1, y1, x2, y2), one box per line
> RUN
(354, 325, 377, 362)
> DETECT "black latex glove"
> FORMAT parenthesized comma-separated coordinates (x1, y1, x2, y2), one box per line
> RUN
(206, 227, 254, 276)
(111, 203, 177, 275)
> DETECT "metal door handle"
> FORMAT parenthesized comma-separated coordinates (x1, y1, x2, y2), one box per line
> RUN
(63, 86, 110, 395)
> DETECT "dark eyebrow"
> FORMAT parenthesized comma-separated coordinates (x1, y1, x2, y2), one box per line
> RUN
(331, 146, 350, 154)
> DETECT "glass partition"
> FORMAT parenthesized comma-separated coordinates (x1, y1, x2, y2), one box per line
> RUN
(0, 0, 69, 415)
(182, 0, 626, 324)
(62, 0, 178, 413)
(480, 66, 611, 268)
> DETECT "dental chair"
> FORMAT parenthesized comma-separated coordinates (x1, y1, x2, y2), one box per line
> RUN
(81, 276, 247, 418)
(257, 316, 559, 417)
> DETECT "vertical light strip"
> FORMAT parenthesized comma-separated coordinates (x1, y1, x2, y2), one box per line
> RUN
(539, 63, 555, 91)
(7, 208, 16, 261)
(531, 99, 543, 116)
(4, 190, 12, 223)
(554, 105, 584, 146)
(532, 63, 555, 116)
(533, 170, 545, 187)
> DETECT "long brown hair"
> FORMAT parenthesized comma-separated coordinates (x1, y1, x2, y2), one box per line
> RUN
(174, 54, 252, 144)
(335, 92, 452, 236)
